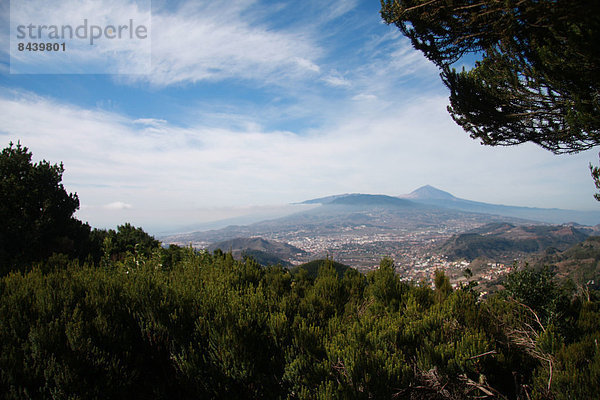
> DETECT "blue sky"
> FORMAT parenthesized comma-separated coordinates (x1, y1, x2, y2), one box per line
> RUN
(1, 0, 598, 233)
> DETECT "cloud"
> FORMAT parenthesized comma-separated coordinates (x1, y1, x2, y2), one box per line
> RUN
(352, 93, 377, 101)
(321, 0, 358, 21)
(134, 2, 322, 86)
(2, 0, 434, 95)
(0, 87, 597, 233)
(3, 0, 322, 82)
(323, 70, 351, 87)
(8, 0, 151, 74)
(103, 201, 133, 210)
(132, 118, 169, 133)
(133, 118, 167, 127)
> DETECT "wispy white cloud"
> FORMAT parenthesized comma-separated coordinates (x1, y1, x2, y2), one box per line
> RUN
(321, 0, 359, 21)
(322, 70, 351, 87)
(133, 1, 322, 86)
(2, 0, 432, 92)
(4, 0, 323, 80)
(352, 93, 377, 101)
(0, 88, 596, 233)
(103, 201, 133, 210)
(133, 118, 167, 126)
(8, 0, 151, 74)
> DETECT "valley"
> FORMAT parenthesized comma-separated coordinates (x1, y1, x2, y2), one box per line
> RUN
(163, 186, 600, 287)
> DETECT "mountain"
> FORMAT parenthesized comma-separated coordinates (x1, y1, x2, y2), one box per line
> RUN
(162, 188, 600, 268)
(303, 193, 415, 208)
(239, 250, 291, 267)
(400, 185, 600, 225)
(300, 194, 355, 205)
(170, 194, 527, 245)
(439, 223, 590, 262)
(301, 186, 600, 226)
(164, 192, 534, 267)
(527, 236, 600, 287)
(207, 237, 307, 265)
(403, 185, 457, 200)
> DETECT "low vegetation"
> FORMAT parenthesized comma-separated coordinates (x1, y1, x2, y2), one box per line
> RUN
(1, 250, 599, 399)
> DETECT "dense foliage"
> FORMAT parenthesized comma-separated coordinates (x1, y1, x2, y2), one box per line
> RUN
(291, 259, 351, 279)
(380, 0, 600, 155)
(1, 250, 599, 399)
(0, 142, 90, 274)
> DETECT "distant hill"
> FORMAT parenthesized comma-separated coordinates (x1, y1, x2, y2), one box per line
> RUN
(207, 237, 307, 266)
(162, 187, 600, 269)
(291, 259, 353, 279)
(439, 223, 589, 262)
(528, 236, 600, 287)
(400, 185, 600, 226)
(300, 194, 355, 205)
(403, 185, 456, 200)
(302, 193, 415, 208)
(325, 194, 415, 208)
(163, 191, 534, 260)
(239, 250, 292, 267)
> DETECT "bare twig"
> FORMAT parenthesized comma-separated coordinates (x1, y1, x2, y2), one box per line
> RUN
(468, 350, 497, 360)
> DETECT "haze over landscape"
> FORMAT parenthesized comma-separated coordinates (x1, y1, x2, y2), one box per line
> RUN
(163, 185, 600, 276)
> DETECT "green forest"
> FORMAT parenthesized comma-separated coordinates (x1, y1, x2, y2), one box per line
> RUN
(1, 143, 600, 399)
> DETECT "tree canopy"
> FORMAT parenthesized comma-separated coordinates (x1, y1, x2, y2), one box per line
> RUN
(380, 0, 600, 154)
(0, 142, 90, 274)
(1, 251, 599, 399)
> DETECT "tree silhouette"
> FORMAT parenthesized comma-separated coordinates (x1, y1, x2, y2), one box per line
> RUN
(0, 142, 89, 274)
(381, 0, 600, 154)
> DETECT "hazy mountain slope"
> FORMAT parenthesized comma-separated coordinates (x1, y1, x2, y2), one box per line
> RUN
(300, 194, 355, 204)
(308, 194, 415, 208)
(207, 237, 306, 261)
(402, 185, 457, 200)
(527, 236, 600, 287)
(163, 193, 533, 252)
(400, 185, 600, 225)
(439, 223, 589, 262)
(174, 197, 522, 240)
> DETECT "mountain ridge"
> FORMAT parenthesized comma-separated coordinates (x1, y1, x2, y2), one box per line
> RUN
(324, 194, 415, 208)
(401, 185, 457, 200)
(206, 237, 307, 266)
(396, 185, 600, 226)
(438, 223, 590, 262)
(297, 185, 600, 226)
(162, 186, 600, 269)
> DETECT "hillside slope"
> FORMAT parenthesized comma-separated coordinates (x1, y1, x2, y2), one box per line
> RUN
(400, 185, 600, 225)
(439, 223, 589, 262)
(528, 236, 600, 287)
(207, 237, 306, 266)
